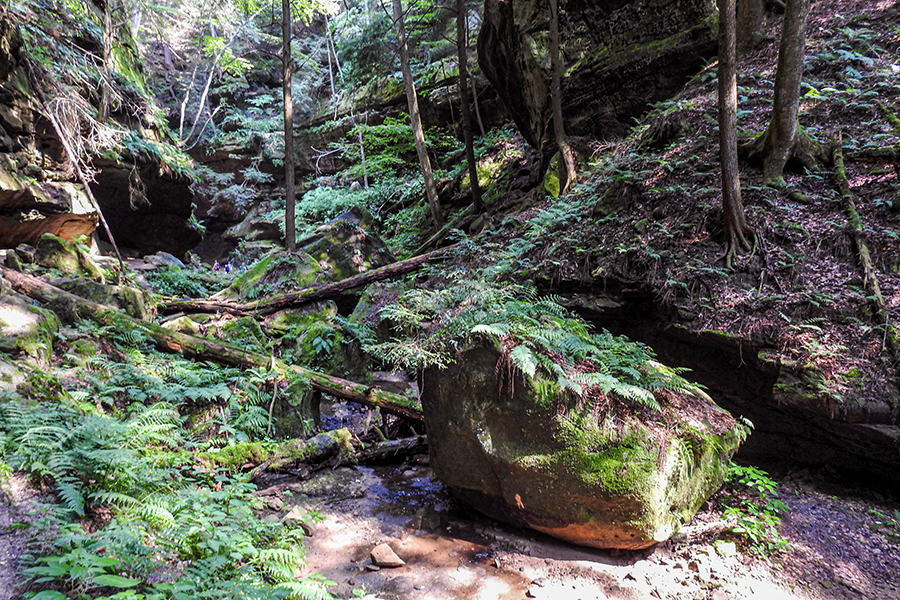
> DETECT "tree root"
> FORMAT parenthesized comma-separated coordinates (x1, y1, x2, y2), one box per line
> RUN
(834, 130, 900, 370)
(742, 125, 831, 186)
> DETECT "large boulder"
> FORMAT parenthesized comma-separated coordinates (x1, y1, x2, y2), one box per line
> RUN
(421, 344, 741, 549)
(50, 277, 154, 321)
(478, 0, 717, 156)
(298, 207, 395, 281)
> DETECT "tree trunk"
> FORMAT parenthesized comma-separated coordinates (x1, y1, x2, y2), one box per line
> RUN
(719, 0, 754, 268)
(759, 0, 811, 185)
(393, 0, 443, 228)
(99, 0, 114, 122)
(159, 244, 459, 316)
(549, 0, 576, 195)
(283, 0, 297, 252)
(736, 0, 764, 55)
(0, 266, 425, 425)
(457, 0, 484, 213)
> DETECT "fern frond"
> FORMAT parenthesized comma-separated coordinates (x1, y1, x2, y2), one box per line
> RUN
(509, 345, 539, 379)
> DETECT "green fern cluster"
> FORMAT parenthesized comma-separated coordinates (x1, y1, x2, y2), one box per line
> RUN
(0, 318, 334, 600)
(0, 395, 331, 600)
(370, 280, 698, 411)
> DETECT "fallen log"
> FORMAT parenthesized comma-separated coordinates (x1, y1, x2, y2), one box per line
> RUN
(159, 244, 460, 316)
(0, 265, 425, 424)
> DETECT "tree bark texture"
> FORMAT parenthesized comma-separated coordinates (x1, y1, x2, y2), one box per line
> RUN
(549, 0, 576, 195)
(457, 0, 484, 212)
(283, 0, 297, 252)
(735, 0, 764, 55)
(760, 0, 811, 183)
(0, 266, 425, 424)
(160, 244, 458, 316)
(718, 0, 754, 267)
(393, 0, 443, 228)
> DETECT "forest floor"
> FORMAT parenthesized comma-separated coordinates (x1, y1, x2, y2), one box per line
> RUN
(285, 455, 900, 600)
(2, 416, 899, 600)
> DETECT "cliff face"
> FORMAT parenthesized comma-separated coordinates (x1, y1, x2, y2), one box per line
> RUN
(478, 0, 717, 155)
(0, 1, 200, 257)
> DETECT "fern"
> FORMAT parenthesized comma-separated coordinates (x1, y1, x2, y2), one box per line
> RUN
(372, 281, 698, 413)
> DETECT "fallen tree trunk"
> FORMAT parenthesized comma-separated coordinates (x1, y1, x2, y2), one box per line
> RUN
(0, 265, 425, 424)
(159, 244, 460, 316)
(209, 433, 428, 477)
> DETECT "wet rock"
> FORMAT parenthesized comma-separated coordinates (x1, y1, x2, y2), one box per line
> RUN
(421, 343, 741, 550)
(370, 543, 405, 568)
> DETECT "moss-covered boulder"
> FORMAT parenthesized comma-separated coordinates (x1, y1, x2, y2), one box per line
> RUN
(0, 300, 59, 364)
(51, 277, 153, 321)
(298, 207, 395, 281)
(421, 344, 741, 550)
(0, 354, 24, 392)
(219, 250, 323, 301)
(35, 234, 104, 282)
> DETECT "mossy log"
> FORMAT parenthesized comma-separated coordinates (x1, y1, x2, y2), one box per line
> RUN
(199, 429, 354, 471)
(0, 265, 425, 424)
(159, 244, 459, 316)
(833, 131, 900, 367)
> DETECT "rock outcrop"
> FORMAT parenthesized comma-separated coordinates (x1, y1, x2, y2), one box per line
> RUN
(0, 0, 201, 258)
(478, 0, 718, 158)
(421, 343, 741, 549)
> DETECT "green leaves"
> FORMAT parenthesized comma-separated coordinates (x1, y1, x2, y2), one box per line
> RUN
(373, 279, 695, 412)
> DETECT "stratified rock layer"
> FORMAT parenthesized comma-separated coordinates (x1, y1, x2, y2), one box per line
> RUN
(421, 344, 741, 549)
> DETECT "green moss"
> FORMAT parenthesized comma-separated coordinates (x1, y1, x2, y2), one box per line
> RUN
(223, 251, 322, 301)
(220, 317, 269, 353)
(198, 442, 269, 470)
(574, 16, 716, 75)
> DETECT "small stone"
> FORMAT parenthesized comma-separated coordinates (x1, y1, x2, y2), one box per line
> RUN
(365, 564, 381, 571)
(688, 560, 700, 572)
(267, 497, 284, 511)
(371, 543, 405, 568)
(710, 590, 730, 600)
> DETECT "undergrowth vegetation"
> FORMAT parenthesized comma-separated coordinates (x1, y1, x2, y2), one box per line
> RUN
(0, 323, 333, 600)
(368, 273, 699, 412)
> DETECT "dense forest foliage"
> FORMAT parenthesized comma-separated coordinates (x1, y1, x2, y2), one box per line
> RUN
(0, 0, 899, 598)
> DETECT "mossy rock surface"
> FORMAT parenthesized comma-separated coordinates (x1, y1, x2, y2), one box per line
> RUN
(298, 207, 395, 281)
(35, 234, 104, 282)
(51, 277, 154, 321)
(220, 250, 323, 301)
(421, 343, 741, 550)
(0, 300, 59, 364)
